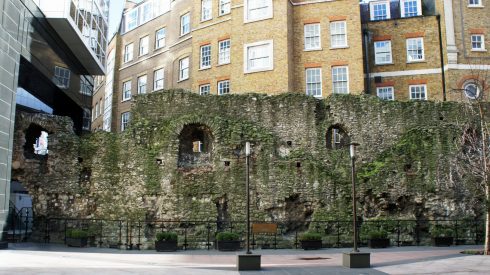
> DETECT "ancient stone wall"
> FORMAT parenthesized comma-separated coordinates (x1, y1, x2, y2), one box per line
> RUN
(11, 91, 485, 235)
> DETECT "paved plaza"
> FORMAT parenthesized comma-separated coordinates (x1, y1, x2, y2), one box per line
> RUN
(0, 243, 489, 274)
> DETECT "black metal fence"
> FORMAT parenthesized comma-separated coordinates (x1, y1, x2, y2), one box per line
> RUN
(23, 217, 484, 250)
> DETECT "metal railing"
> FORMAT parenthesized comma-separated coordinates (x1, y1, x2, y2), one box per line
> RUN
(31, 217, 484, 250)
(7, 201, 34, 242)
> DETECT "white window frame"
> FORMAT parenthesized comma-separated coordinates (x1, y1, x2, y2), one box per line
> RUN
(200, 44, 211, 69)
(332, 66, 349, 94)
(218, 39, 231, 65)
(140, 1, 152, 24)
(406, 37, 425, 62)
(218, 80, 230, 95)
(468, 0, 483, 7)
(409, 84, 427, 100)
(53, 66, 70, 88)
(154, 68, 164, 91)
(155, 28, 166, 49)
(333, 128, 341, 144)
(95, 102, 99, 118)
(124, 43, 133, 63)
(244, 40, 274, 73)
(471, 34, 486, 51)
(374, 40, 393, 65)
(244, 0, 273, 23)
(304, 23, 321, 51)
(305, 68, 322, 98)
(181, 13, 190, 36)
(139, 36, 149, 56)
(219, 0, 231, 15)
(377, 86, 395, 100)
(370, 1, 391, 21)
(137, 75, 147, 94)
(122, 80, 132, 101)
(201, 0, 212, 21)
(125, 9, 138, 32)
(199, 84, 210, 95)
(179, 57, 190, 81)
(121, 112, 130, 131)
(330, 21, 348, 48)
(400, 0, 422, 18)
(463, 81, 481, 99)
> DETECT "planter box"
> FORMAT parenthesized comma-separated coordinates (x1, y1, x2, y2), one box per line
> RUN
(155, 240, 178, 252)
(66, 237, 88, 247)
(342, 252, 370, 268)
(368, 238, 390, 248)
(218, 240, 241, 251)
(237, 254, 261, 270)
(300, 240, 322, 250)
(432, 237, 453, 247)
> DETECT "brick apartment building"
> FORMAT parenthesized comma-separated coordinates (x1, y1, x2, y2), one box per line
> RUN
(92, 0, 489, 132)
(361, 0, 489, 101)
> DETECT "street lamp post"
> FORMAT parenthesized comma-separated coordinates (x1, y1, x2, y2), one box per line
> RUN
(342, 142, 370, 268)
(237, 141, 261, 270)
(350, 143, 359, 253)
(245, 141, 251, 255)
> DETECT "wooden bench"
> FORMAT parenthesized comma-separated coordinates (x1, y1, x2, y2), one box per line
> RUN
(251, 223, 278, 249)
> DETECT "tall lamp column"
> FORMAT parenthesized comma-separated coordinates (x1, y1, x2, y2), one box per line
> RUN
(245, 141, 252, 255)
(350, 143, 359, 252)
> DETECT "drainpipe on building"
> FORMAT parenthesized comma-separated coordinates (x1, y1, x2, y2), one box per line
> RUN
(436, 15, 447, 101)
(363, 28, 371, 95)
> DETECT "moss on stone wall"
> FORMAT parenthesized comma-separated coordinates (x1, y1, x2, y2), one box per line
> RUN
(15, 90, 486, 231)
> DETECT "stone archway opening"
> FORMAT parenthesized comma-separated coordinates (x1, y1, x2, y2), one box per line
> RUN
(326, 125, 350, 150)
(178, 123, 213, 168)
(23, 123, 49, 159)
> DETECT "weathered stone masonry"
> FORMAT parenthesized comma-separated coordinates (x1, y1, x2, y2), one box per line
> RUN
(11, 90, 486, 239)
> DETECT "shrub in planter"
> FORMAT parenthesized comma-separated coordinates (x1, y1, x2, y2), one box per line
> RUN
(367, 230, 390, 248)
(430, 226, 454, 246)
(155, 232, 178, 252)
(300, 232, 322, 250)
(216, 232, 241, 251)
(66, 229, 88, 247)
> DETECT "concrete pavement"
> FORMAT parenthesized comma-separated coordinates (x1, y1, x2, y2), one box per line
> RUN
(0, 243, 488, 274)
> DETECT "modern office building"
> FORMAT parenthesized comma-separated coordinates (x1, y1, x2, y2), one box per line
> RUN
(361, 0, 489, 101)
(0, 0, 109, 245)
(94, 0, 365, 132)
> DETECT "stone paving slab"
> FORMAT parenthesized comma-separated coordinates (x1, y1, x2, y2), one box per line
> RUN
(0, 243, 488, 274)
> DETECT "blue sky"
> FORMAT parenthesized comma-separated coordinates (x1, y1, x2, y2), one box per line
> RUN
(109, 0, 125, 35)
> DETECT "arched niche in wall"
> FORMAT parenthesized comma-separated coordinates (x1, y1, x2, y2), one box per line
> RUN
(177, 123, 214, 168)
(326, 124, 350, 150)
(23, 123, 49, 159)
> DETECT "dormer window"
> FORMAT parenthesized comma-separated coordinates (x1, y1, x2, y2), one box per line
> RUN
(370, 1, 390, 21)
(401, 0, 422, 18)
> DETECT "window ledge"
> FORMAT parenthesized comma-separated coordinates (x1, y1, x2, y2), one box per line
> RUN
(330, 46, 349, 50)
(201, 18, 212, 23)
(177, 78, 189, 83)
(406, 60, 426, 64)
(468, 5, 484, 8)
(180, 32, 190, 38)
(121, 98, 132, 103)
(471, 49, 487, 52)
(155, 46, 165, 51)
(218, 12, 231, 17)
(244, 67, 274, 74)
(375, 62, 394, 66)
(217, 62, 230, 67)
(304, 48, 323, 52)
(199, 67, 211, 71)
(138, 53, 149, 58)
(244, 15, 273, 24)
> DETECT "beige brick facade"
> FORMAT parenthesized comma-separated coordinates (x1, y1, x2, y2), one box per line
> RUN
(93, 0, 490, 132)
(362, 0, 490, 102)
